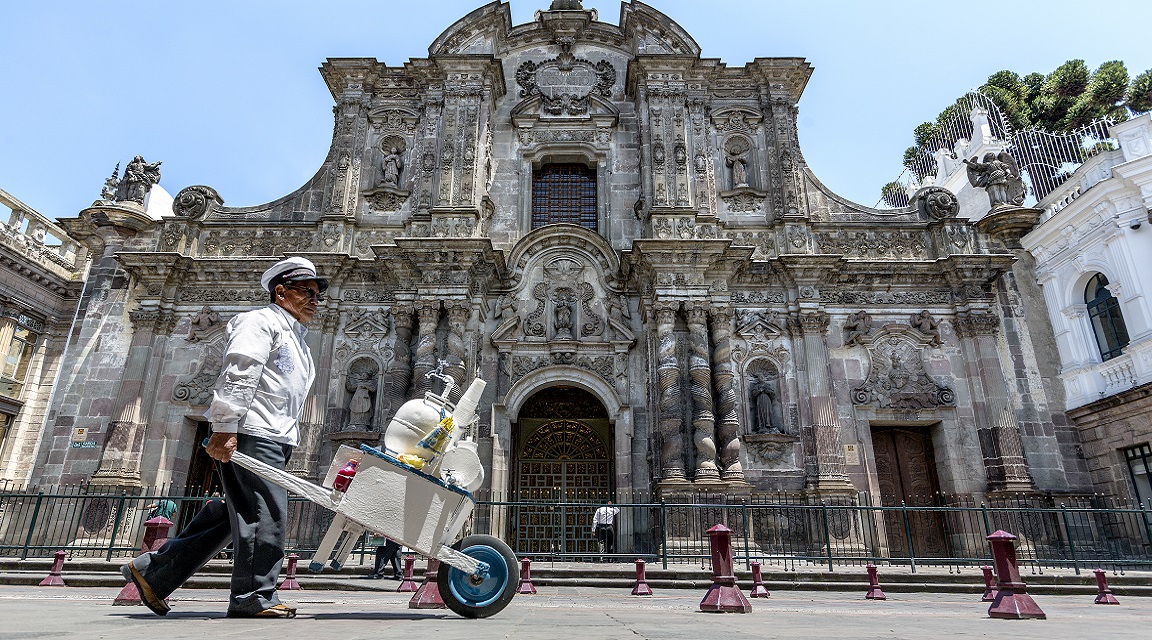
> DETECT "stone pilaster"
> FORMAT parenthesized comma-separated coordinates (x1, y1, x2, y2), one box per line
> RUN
(793, 311, 853, 494)
(954, 310, 1035, 494)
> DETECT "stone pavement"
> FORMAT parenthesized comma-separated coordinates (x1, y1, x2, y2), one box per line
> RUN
(0, 584, 1146, 640)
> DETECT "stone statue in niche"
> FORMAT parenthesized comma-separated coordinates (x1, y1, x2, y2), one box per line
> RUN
(115, 155, 162, 204)
(345, 359, 380, 430)
(843, 310, 873, 346)
(749, 370, 783, 434)
(963, 151, 1025, 209)
(725, 137, 752, 189)
(909, 310, 942, 347)
(187, 306, 219, 342)
(381, 146, 403, 186)
(554, 297, 574, 340)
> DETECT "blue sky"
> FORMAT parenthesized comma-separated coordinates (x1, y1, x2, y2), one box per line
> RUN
(2, 0, 1150, 219)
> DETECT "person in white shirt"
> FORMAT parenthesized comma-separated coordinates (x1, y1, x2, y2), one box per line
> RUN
(121, 257, 327, 619)
(591, 500, 621, 559)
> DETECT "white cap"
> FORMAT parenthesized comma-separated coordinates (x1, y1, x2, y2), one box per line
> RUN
(259, 256, 329, 292)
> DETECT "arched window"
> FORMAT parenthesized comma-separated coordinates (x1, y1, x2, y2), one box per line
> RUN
(1085, 273, 1129, 361)
(531, 163, 597, 231)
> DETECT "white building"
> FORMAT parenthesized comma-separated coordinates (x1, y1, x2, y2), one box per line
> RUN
(1021, 113, 1152, 504)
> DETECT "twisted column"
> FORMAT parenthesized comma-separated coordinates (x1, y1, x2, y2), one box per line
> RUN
(687, 304, 718, 481)
(655, 302, 685, 480)
(444, 301, 470, 403)
(710, 308, 743, 481)
(388, 305, 414, 415)
(411, 301, 441, 398)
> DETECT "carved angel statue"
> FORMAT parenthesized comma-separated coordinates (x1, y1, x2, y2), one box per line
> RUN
(963, 151, 1025, 209)
(909, 310, 942, 347)
(186, 306, 219, 342)
(843, 310, 873, 346)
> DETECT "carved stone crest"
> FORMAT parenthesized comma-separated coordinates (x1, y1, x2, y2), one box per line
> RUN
(516, 56, 616, 116)
(173, 185, 222, 219)
(852, 332, 955, 409)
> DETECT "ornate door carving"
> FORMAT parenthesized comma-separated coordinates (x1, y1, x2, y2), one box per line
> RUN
(871, 425, 947, 558)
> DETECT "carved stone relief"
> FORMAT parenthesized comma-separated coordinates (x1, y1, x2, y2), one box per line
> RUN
(852, 333, 955, 409)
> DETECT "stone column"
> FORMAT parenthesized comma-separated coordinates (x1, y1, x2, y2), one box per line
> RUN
(954, 310, 1034, 493)
(388, 305, 414, 415)
(288, 309, 340, 480)
(710, 308, 744, 482)
(90, 309, 170, 488)
(654, 301, 687, 483)
(443, 301, 470, 404)
(411, 301, 441, 398)
(687, 304, 719, 483)
(793, 311, 852, 493)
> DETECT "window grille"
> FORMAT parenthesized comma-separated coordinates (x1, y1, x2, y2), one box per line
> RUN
(1123, 443, 1152, 505)
(531, 164, 597, 231)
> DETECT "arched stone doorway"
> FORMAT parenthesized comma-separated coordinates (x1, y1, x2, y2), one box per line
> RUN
(513, 386, 611, 556)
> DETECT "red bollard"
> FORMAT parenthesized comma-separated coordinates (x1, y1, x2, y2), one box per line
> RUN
(986, 530, 1046, 619)
(278, 553, 302, 590)
(517, 557, 537, 595)
(980, 565, 998, 602)
(748, 561, 769, 598)
(865, 563, 886, 600)
(409, 558, 447, 609)
(631, 558, 653, 596)
(699, 524, 752, 613)
(396, 554, 420, 592)
(1093, 569, 1119, 605)
(37, 550, 67, 587)
(114, 516, 174, 606)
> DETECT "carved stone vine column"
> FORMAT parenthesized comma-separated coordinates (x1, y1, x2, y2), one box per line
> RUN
(687, 304, 719, 482)
(710, 308, 744, 482)
(287, 308, 340, 480)
(444, 301, 470, 403)
(411, 301, 441, 398)
(388, 305, 414, 414)
(954, 310, 1034, 493)
(793, 311, 853, 493)
(91, 309, 172, 488)
(655, 301, 686, 483)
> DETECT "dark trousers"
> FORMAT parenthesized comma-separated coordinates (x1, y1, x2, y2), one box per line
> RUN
(596, 525, 616, 555)
(372, 539, 402, 577)
(128, 434, 293, 615)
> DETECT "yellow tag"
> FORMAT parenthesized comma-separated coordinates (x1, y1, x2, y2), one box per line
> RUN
(397, 454, 426, 469)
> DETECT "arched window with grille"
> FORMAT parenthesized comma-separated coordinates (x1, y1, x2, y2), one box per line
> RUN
(1085, 273, 1129, 361)
(531, 163, 597, 231)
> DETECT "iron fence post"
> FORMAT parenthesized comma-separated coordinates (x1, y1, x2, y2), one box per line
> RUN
(901, 501, 917, 574)
(741, 499, 751, 571)
(821, 501, 833, 572)
(105, 491, 128, 562)
(20, 490, 44, 560)
(981, 502, 992, 537)
(660, 499, 668, 570)
(1142, 500, 1152, 554)
(1059, 503, 1080, 575)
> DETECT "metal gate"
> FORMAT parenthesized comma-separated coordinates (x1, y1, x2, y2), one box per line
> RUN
(514, 419, 611, 557)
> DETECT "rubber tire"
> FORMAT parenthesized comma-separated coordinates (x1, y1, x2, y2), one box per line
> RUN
(437, 534, 518, 618)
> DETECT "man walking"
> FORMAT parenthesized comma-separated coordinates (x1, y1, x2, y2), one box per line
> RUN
(121, 257, 327, 618)
(592, 500, 621, 560)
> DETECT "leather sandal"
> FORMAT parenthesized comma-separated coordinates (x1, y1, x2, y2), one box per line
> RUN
(227, 603, 297, 618)
(120, 563, 170, 616)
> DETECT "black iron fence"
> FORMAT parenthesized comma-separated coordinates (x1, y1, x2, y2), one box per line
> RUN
(2, 485, 1150, 575)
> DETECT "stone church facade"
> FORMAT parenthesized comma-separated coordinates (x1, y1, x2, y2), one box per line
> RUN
(35, 0, 1094, 533)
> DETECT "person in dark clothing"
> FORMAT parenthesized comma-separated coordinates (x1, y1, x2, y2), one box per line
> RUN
(370, 539, 402, 579)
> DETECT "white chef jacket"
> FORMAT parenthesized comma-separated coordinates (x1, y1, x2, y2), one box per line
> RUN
(205, 304, 316, 447)
(592, 505, 620, 530)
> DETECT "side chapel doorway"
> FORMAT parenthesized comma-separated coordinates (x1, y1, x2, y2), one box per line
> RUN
(870, 424, 948, 558)
(512, 386, 612, 557)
